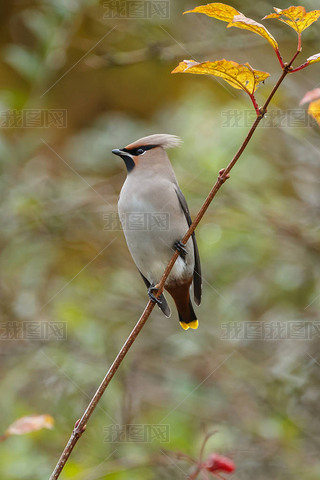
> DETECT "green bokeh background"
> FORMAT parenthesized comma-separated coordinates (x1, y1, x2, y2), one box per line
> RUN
(1, 0, 320, 479)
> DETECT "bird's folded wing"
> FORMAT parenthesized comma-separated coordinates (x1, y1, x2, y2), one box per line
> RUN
(175, 187, 202, 306)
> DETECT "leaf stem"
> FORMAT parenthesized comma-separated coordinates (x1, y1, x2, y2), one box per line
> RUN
(275, 48, 285, 68)
(298, 32, 302, 52)
(290, 61, 309, 73)
(249, 93, 260, 115)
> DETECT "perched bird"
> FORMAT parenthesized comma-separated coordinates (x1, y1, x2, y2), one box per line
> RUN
(112, 134, 201, 330)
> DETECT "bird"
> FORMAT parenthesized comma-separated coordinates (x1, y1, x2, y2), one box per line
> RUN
(112, 134, 201, 330)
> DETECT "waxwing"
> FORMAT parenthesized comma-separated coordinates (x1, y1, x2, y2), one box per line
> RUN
(112, 134, 201, 330)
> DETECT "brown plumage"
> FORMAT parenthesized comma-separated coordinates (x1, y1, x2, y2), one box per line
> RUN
(166, 279, 197, 328)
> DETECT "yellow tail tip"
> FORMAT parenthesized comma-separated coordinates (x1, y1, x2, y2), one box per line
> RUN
(180, 320, 199, 330)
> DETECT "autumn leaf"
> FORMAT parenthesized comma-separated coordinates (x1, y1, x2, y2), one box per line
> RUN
(172, 59, 269, 95)
(263, 6, 320, 33)
(308, 99, 320, 126)
(184, 4, 279, 57)
(299, 89, 320, 127)
(5, 414, 54, 436)
(228, 15, 278, 51)
(184, 3, 241, 22)
(306, 53, 320, 65)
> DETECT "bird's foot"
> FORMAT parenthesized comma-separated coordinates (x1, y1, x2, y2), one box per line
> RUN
(148, 283, 162, 306)
(218, 168, 230, 184)
(174, 240, 188, 259)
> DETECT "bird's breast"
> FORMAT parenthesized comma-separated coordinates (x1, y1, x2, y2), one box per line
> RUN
(118, 180, 194, 285)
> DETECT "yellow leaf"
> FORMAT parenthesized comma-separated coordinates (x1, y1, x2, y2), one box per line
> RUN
(172, 59, 269, 94)
(263, 6, 320, 33)
(184, 2, 241, 22)
(307, 53, 320, 65)
(183, 4, 279, 52)
(228, 15, 278, 50)
(308, 99, 320, 126)
(5, 414, 54, 436)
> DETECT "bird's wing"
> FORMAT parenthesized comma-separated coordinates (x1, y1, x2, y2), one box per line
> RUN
(175, 187, 202, 306)
(138, 270, 171, 317)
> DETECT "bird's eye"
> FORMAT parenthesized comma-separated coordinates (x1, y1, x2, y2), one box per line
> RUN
(136, 148, 145, 155)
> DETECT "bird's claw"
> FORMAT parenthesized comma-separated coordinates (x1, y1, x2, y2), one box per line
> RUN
(174, 240, 188, 259)
(148, 284, 162, 305)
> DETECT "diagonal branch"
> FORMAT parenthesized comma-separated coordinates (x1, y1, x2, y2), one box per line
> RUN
(49, 47, 300, 480)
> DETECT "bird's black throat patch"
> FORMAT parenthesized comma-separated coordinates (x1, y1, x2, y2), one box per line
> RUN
(122, 154, 135, 172)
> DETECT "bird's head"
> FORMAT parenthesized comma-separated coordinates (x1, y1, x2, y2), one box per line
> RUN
(112, 134, 182, 173)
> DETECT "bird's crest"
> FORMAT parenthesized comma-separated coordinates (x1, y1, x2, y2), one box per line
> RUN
(125, 134, 182, 151)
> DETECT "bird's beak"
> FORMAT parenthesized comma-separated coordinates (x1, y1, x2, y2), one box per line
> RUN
(112, 148, 135, 172)
(112, 149, 123, 156)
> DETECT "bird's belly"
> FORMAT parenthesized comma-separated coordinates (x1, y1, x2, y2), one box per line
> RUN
(123, 226, 194, 286)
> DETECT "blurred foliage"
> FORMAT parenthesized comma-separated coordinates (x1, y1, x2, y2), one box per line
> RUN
(1, 0, 320, 479)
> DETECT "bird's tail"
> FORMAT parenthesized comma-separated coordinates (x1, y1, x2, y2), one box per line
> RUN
(178, 298, 198, 330)
(166, 282, 198, 331)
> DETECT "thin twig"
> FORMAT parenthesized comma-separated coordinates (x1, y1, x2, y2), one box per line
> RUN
(187, 465, 203, 480)
(49, 47, 300, 480)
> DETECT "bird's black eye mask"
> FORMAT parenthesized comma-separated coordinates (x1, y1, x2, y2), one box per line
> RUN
(112, 144, 158, 173)
(122, 144, 157, 156)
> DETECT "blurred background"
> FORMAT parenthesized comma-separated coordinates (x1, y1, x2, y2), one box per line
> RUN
(1, 0, 320, 478)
